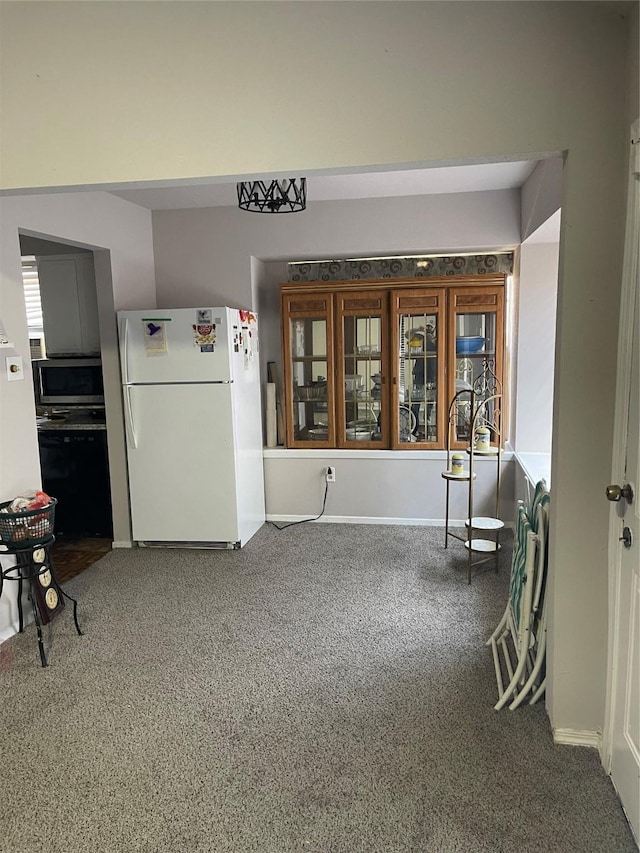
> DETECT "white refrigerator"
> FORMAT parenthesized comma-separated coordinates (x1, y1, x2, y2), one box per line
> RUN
(118, 307, 265, 547)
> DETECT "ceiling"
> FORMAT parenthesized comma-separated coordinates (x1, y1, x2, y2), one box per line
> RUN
(108, 160, 539, 211)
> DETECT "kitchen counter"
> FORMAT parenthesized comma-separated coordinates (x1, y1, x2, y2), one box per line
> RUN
(36, 413, 106, 431)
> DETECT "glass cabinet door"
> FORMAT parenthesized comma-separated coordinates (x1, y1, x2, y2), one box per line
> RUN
(335, 291, 388, 447)
(448, 285, 504, 447)
(281, 293, 334, 447)
(390, 288, 446, 448)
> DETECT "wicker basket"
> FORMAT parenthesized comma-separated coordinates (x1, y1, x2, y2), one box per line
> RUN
(0, 498, 57, 547)
(294, 384, 327, 401)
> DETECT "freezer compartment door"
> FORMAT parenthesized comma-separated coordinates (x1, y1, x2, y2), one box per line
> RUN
(119, 308, 233, 384)
(124, 383, 239, 543)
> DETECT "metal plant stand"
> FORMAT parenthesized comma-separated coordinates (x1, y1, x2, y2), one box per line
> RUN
(442, 362, 503, 583)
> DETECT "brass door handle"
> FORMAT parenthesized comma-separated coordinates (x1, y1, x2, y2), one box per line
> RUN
(605, 483, 634, 503)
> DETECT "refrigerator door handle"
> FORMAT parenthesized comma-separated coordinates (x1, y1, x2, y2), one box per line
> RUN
(118, 315, 130, 385)
(123, 384, 138, 449)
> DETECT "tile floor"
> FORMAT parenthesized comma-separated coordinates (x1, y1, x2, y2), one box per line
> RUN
(52, 537, 112, 583)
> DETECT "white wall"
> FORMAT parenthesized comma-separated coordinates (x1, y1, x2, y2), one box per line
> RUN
(0, 192, 155, 640)
(626, 4, 640, 127)
(0, 3, 617, 192)
(254, 259, 288, 440)
(515, 241, 559, 453)
(152, 190, 521, 311)
(265, 450, 515, 527)
(153, 190, 520, 524)
(0, 0, 635, 738)
(521, 158, 563, 242)
(257, 260, 288, 377)
(20, 236, 92, 256)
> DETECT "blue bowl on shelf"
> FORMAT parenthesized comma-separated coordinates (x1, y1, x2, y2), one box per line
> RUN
(456, 336, 486, 354)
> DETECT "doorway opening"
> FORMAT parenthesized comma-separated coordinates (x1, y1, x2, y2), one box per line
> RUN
(19, 233, 113, 581)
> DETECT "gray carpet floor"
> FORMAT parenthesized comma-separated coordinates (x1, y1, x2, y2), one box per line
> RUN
(0, 523, 635, 853)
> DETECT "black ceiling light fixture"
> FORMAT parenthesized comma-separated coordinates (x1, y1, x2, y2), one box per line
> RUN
(237, 177, 307, 213)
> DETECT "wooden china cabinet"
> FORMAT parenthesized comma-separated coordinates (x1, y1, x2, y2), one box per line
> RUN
(280, 275, 505, 450)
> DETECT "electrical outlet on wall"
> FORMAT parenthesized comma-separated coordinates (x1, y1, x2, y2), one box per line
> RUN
(326, 466, 336, 483)
(6, 355, 24, 381)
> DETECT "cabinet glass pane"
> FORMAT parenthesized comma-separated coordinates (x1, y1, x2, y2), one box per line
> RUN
(399, 312, 438, 443)
(343, 315, 383, 443)
(290, 317, 329, 442)
(453, 310, 498, 443)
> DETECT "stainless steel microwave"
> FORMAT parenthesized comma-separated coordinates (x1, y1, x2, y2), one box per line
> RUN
(34, 358, 104, 406)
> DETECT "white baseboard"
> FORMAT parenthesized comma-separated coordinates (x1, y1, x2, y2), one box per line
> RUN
(111, 540, 133, 548)
(0, 613, 34, 645)
(266, 515, 467, 527)
(553, 728, 602, 749)
(0, 624, 19, 645)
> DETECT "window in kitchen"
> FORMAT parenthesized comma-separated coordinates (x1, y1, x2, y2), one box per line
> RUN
(21, 255, 45, 359)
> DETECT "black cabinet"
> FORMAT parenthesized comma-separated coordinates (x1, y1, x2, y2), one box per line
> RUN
(38, 430, 113, 537)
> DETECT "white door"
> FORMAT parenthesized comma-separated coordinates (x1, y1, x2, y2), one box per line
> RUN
(607, 120, 640, 844)
(124, 383, 239, 543)
(119, 307, 234, 384)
